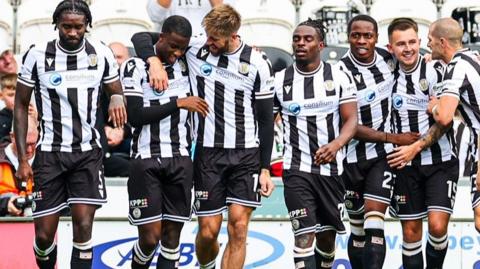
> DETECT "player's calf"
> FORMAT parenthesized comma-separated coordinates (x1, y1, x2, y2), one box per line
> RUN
(71, 239, 93, 269)
(402, 240, 423, 269)
(33, 240, 57, 269)
(363, 211, 386, 269)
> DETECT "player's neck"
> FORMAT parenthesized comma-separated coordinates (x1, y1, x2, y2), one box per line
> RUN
(444, 46, 464, 63)
(399, 55, 420, 73)
(58, 38, 84, 52)
(226, 36, 241, 54)
(295, 59, 322, 73)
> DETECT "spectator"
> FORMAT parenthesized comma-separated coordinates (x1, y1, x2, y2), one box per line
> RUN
(0, 74, 16, 141)
(146, 0, 229, 35)
(109, 42, 130, 65)
(0, 115, 38, 216)
(0, 46, 18, 76)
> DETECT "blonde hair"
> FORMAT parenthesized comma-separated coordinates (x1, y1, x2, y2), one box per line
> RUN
(202, 4, 241, 37)
(0, 73, 17, 91)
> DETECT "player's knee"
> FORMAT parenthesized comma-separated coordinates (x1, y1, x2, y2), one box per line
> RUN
(294, 233, 315, 249)
(35, 231, 55, 249)
(72, 218, 93, 240)
(227, 221, 248, 243)
(139, 231, 161, 251)
(197, 224, 220, 244)
(402, 225, 422, 242)
(428, 222, 447, 238)
(161, 230, 181, 249)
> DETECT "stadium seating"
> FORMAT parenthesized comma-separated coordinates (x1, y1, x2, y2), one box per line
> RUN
(89, 0, 153, 47)
(0, 0, 13, 52)
(370, 0, 437, 50)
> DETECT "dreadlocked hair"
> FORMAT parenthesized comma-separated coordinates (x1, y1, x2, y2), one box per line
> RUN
(52, 0, 92, 30)
(298, 18, 326, 42)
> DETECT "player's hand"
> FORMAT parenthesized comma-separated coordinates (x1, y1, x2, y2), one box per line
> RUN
(177, 97, 209, 117)
(7, 196, 22, 216)
(424, 53, 432, 62)
(427, 96, 439, 114)
(387, 143, 422, 169)
(389, 132, 420, 146)
(258, 169, 274, 197)
(105, 126, 124, 147)
(314, 141, 341, 165)
(15, 160, 33, 184)
(147, 56, 168, 91)
(108, 94, 127, 129)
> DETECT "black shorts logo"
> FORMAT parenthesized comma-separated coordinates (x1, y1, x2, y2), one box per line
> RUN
(288, 208, 307, 219)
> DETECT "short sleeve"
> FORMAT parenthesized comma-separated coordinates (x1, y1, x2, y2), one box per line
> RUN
(439, 62, 464, 100)
(338, 70, 357, 104)
(102, 45, 120, 84)
(17, 46, 37, 88)
(120, 58, 144, 98)
(253, 54, 275, 100)
(146, 0, 169, 23)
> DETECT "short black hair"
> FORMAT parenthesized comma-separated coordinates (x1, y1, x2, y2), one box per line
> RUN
(347, 14, 378, 34)
(298, 18, 326, 42)
(387, 17, 418, 38)
(52, 0, 92, 30)
(162, 15, 192, 38)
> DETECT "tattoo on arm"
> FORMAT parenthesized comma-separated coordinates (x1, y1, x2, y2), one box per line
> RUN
(420, 122, 451, 150)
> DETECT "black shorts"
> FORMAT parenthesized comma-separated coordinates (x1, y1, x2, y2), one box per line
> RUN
(283, 170, 346, 236)
(31, 149, 106, 218)
(342, 157, 394, 216)
(389, 159, 459, 220)
(193, 147, 261, 216)
(470, 161, 480, 209)
(128, 156, 193, 225)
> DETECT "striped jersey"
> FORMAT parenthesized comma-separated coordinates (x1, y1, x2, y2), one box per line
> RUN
(186, 35, 274, 149)
(18, 39, 119, 152)
(336, 47, 395, 163)
(273, 62, 357, 176)
(392, 55, 455, 165)
(121, 56, 192, 159)
(439, 48, 480, 162)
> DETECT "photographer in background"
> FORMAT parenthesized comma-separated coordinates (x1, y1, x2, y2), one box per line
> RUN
(0, 115, 38, 216)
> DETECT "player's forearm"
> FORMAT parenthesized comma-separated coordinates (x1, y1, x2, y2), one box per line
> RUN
(13, 87, 32, 162)
(336, 115, 357, 149)
(131, 32, 160, 61)
(255, 98, 274, 169)
(126, 96, 179, 128)
(417, 122, 452, 150)
(354, 125, 387, 143)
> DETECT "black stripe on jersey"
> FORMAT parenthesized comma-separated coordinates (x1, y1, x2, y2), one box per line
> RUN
(393, 110, 402, 133)
(240, 45, 252, 64)
(44, 41, 56, 72)
(283, 65, 294, 101)
(85, 40, 98, 70)
(48, 88, 62, 151)
(407, 110, 420, 165)
(103, 57, 111, 79)
(235, 90, 245, 147)
(123, 59, 136, 78)
(214, 81, 225, 147)
(149, 100, 161, 155)
(22, 44, 35, 65)
(368, 64, 385, 84)
(131, 127, 141, 158)
(32, 63, 44, 144)
(67, 88, 82, 150)
(341, 57, 366, 90)
(88, 87, 98, 148)
(357, 104, 371, 161)
(458, 53, 480, 73)
(288, 115, 301, 168)
(196, 45, 210, 61)
(326, 113, 338, 175)
(406, 74, 415, 94)
(67, 55, 77, 71)
(427, 115, 443, 163)
(419, 60, 429, 95)
(462, 77, 480, 123)
(323, 63, 335, 96)
(376, 47, 394, 63)
(392, 69, 400, 94)
(304, 77, 314, 99)
(253, 72, 261, 92)
(306, 115, 318, 169)
(218, 55, 229, 68)
(443, 62, 457, 80)
(196, 76, 206, 144)
(374, 98, 390, 156)
(169, 96, 181, 155)
(165, 65, 175, 80)
(433, 62, 444, 83)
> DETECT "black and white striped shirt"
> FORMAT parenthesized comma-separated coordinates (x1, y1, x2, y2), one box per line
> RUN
(392, 55, 455, 165)
(187, 35, 274, 149)
(336, 48, 395, 163)
(121, 57, 192, 158)
(273, 62, 357, 176)
(18, 39, 119, 152)
(440, 48, 480, 162)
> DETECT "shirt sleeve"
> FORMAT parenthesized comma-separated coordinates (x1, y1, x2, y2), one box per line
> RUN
(102, 45, 120, 84)
(439, 62, 464, 100)
(338, 69, 357, 104)
(253, 54, 275, 100)
(17, 46, 37, 88)
(146, 0, 169, 23)
(120, 58, 143, 98)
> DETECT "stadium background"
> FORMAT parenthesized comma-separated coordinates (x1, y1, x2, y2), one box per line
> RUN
(0, 0, 480, 268)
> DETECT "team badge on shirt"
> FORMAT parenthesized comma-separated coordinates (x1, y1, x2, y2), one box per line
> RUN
(178, 58, 187, 72)
(87, 54, 98, 67)
(387, 59, 395, 72)
(324, 80, 335, 92)
(238, 62, 249, 75)
(419, 79, 429, 92)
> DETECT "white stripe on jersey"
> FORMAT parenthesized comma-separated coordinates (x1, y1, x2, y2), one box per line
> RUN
(440, 48, 480, 161)
(121, 57, 191, 159)
(18, 38, 119, 152)
(187, 35, 274, 149)
(392, 56, 455, 165)
(274, 62, 357, 176)
(336, 48, 395, 163)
